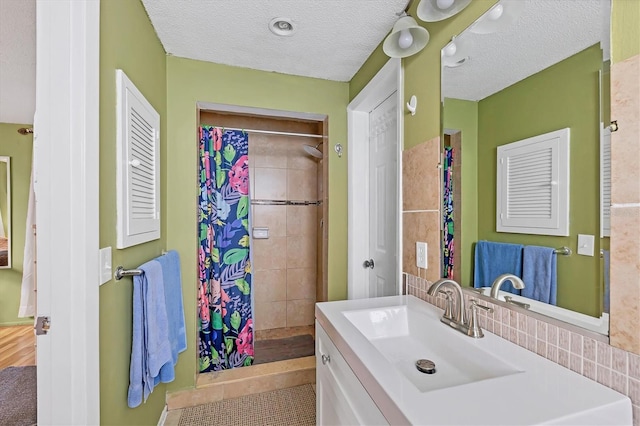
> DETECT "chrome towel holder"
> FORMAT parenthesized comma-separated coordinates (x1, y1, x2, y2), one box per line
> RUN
(114, 266, 143, 281)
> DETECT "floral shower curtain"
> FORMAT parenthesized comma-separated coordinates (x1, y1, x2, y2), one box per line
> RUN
(198, 126, 253, 372)
(442, 147, 455, 279)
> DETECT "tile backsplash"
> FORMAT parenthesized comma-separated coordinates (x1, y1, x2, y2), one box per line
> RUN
(405, 273, 640, 425)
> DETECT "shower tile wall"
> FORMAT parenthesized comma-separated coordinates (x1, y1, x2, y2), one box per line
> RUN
(250, 133, 320, 331)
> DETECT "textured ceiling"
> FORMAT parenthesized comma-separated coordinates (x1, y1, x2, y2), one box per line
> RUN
(140, 0, 409, 82)
(442, 0, 611, 102)
(0, 0, 36, 125)
(0, 0, 612, 125)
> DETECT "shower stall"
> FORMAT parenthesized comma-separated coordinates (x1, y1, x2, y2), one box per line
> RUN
(198, 108, 327, 369)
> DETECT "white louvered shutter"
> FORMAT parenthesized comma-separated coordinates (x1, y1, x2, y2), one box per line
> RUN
(601, 125, 611, 237)
(116, 70, 161, 249)
(496, 128, 570, 236)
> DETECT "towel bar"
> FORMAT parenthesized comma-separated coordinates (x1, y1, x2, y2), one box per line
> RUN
(553, 246, 572, 256)
(114, 266, 143, 280)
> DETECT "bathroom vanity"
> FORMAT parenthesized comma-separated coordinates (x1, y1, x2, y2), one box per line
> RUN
(315, 295, 632, 425)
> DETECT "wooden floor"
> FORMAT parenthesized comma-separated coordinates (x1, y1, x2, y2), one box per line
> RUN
(0, 325, 36, 369)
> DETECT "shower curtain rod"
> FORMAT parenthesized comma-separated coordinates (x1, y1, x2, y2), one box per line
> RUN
(215, 126, 324, 139)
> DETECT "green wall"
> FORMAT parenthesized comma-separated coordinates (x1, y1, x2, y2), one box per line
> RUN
(442, 99, 478, 287)
(0, 123, 33, 326)
(476, 45, 603, 317)
(165, 56, 349, 390)
(612, 0, 640, 63)
(99, 0, 168, 424)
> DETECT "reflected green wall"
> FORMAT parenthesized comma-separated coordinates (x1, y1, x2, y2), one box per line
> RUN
(476, 45, 603, 317)
(0, 123, 32, 326)
(165, 57, 348, 390)
(99, 0, 167, 424)
(442, 99, 478, 287)
(612, 0, 640, 63)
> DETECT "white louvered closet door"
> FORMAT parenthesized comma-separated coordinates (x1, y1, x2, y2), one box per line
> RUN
(497, 128, 570, 236)
(601, 125, 611, 237)
(116, 70, 161, 248)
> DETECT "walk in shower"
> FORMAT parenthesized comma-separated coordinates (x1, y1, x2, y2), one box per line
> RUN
(198, 109, 327, 370)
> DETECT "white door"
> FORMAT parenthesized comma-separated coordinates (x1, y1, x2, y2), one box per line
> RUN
(367, 94, 398, 297)
(35, 1, 100, 424)
(347, 58, 402, 300)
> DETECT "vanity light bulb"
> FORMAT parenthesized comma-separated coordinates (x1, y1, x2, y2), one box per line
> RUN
(397, 29, 414, 49)
(436, 0, 455, 10)
(487, 4, 504, 20)
(443, 42, 457, 57)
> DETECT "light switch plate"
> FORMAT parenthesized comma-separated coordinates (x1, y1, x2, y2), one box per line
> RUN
(99, 247, 112, 285)
(416, 242, 427, 269)
(577, 234, 595, 256)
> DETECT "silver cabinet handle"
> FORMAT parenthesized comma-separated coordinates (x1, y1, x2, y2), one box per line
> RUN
(321, 354, 331, 365)
(363, 259, 375, 269)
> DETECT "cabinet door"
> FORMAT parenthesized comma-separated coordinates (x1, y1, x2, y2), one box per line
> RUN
(316, 322, 387, 426)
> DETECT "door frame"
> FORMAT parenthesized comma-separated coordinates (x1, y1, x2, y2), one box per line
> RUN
(347, 58, 403, 299)
(35, 0, 100, 424)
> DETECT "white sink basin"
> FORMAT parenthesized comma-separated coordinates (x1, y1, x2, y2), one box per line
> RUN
(343, 306, 522, 393)
(316, 295, 632, 425)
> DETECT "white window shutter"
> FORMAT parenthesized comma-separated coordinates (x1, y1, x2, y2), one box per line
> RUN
(116, 70, 161, 249)
(601, 125, 611, 237)
(496, 128, 570, 236)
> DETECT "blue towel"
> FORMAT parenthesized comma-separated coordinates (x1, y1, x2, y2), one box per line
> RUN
(156, 250, 187, 382)
(474, 241, 524, 294)
(521, 245, 557, 305)
(603, 250, 610, 313)
(128, 260, 173, 408)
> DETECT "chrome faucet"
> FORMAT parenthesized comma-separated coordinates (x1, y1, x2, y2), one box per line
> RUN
(489, 274, 525, 299)
(427, 279, 466, 324)
(427, 279, 494, 338)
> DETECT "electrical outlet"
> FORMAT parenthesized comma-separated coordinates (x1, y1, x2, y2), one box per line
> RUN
(416, 242, 427, 269)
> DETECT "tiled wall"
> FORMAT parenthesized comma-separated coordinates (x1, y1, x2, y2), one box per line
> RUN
(401, 136, 441, 282)
(405, 274, 640, 424)
(610, 53, 640, 355)
(250, 132, 320, 331)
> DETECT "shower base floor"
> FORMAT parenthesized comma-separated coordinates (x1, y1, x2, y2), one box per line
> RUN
(254, 334, 315, 365)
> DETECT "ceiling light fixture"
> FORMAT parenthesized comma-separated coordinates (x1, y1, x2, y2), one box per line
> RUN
(417, 0, 472, 22)
(469, 0, 525, 35)
(441, 36, 470, 68)
(269, 17, 296, 37)
(383, 14, 429, 58)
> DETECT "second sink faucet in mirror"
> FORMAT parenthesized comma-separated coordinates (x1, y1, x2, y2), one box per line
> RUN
(490, 273, 525, 299)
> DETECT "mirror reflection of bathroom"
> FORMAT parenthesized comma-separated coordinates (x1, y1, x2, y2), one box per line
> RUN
(441, 0, 610, 334)
(0, 1, 37, 423)
(198, 110, 327, 368)
(0, 156, 10, 268)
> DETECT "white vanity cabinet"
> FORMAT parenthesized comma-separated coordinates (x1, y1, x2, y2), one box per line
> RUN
(315, 321, 388, 426)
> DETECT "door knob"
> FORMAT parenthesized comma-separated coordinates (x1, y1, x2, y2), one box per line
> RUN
(363, 259, 375, 269)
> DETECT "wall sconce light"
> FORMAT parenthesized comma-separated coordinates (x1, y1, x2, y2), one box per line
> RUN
(442, 36, 470, 68)
(417, 0, 472, 22)
(470, 0, 525, 34)
(407, 95, 417, 116)
(383, 15, 430, 58)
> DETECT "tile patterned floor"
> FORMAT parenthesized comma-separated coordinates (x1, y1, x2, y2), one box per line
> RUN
(166, 384, 315, 426)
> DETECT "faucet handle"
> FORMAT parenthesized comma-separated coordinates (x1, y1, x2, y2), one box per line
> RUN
(438, 290, 455, 321)
(467, 299, 493, 338)
(470, 299, 494, 314)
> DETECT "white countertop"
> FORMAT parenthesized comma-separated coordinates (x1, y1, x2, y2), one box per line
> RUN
(316, 295, 632, 425)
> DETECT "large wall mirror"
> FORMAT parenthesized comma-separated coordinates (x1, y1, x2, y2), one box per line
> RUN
(441, 0, 610, 334)
(0, 156, 11, 268)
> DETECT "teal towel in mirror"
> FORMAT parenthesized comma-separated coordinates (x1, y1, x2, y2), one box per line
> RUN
(473, 241, 523, 294)
(521, 245, 557, 305)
